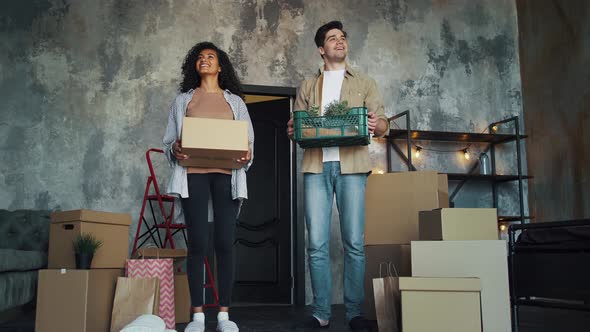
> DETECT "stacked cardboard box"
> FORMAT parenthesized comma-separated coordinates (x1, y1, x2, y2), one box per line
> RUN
(418, 208, 498, 241)
(179, 117, 249, 169)
(408, 207, 511, 332)
(48, 210, 131, 269)
(174, 273, 190, 324)
(399, 277, 483, 332)
(365, 171, 449, 245)
(36, 210, 131, 332)
(363, 171, 448, 319)
(36, 269, 123, 332)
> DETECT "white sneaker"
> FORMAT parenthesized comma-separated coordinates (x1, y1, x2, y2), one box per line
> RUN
(216, 320, 239, 332)
(184, 320, 205, 332)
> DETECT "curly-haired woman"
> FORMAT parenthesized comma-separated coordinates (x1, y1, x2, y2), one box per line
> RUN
(163, 42, 254, 332)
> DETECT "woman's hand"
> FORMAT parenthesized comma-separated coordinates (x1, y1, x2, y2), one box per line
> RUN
(172, 140, 189, 160)
(237, 148, 251, 164)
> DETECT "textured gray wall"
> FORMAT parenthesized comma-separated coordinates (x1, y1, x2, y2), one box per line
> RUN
(1, 0, 523, 305)
(517, 0, 590, 222)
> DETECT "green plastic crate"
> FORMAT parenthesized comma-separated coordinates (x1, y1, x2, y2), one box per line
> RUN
(293, 107, 369, 148)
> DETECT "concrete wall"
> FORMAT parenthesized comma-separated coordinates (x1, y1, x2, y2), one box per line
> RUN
(0, 0, 523, 304)
(516, 0, 590, 222)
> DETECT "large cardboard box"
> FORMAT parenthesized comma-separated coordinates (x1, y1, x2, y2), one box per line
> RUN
(35, 269, 123, 332)
(363, 244, 411, 320)
(175, 273, 190, 324)
(365, 171, 449, 245)
(49, 210, 131, 269)
(399, 277, 482, 332)
(411, 240, 511, 332)
(419, 208, 498, 241)
(179, 117, 248, 169)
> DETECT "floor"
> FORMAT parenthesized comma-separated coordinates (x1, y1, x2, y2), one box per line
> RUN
(0, 304, 369, 332)
(1, 304, 589, 332)
(177, 305, 373, 332)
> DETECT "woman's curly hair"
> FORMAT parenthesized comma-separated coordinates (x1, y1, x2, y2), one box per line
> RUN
(179, 42, 243, 98)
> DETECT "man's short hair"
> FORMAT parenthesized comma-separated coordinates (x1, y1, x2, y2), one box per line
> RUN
(314, 21, 347, 48)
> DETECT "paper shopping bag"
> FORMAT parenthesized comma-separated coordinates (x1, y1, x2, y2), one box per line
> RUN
(110, 277, 160, 332)
(373, 262, 401, 332)
(126, 258, 176, 329)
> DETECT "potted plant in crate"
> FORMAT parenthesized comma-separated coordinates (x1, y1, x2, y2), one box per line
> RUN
(72, 233, 103, 269)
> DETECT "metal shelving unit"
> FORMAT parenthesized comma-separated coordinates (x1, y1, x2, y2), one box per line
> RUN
(385, 111, 531, 224)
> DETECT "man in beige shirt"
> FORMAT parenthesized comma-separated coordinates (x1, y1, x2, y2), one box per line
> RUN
(287, 21, 389, 331)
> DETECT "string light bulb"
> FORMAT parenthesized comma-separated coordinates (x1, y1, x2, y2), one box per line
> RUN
(415, 146, 422, 158)
(463, 149, 470, 160)
(491, 125, 498, 133)
(499, 224, 507, 232)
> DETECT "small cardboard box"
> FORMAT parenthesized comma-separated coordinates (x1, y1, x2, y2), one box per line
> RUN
(179, 117, 248, 169)
(134, 248, 188, 271)
(419, 208, 498, 241)
(35, 269, 123, 332)
(365, 171, 449, 245)
(49, 210, 131, 269)
(411, 240, 511, 332)
(363, 244, 411, 320)
(175, 273, 190, 324)
(399, 277, 482, 332)
(134, 248, 187, 259)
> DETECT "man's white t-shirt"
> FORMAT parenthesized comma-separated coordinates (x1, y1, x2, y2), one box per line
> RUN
(321, 69, 346, 162)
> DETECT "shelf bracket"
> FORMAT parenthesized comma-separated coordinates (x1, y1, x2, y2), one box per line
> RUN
(387, 110, 414, 171)
(489, 116, 525, 225)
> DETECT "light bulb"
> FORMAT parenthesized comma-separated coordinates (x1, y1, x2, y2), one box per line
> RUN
(415, 147, 422, 158)
(491, 125, 498, 132)
(500, 224, 507, 231)
(376, 169, 385, 175)
(463, 149, 470, 160)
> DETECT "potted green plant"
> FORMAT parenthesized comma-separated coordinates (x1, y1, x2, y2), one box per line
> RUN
(72, 233, 103, 269)
(323, 100, 350, 117)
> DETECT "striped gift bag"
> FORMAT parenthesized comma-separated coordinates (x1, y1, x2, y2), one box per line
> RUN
(126, 258, 175, 329)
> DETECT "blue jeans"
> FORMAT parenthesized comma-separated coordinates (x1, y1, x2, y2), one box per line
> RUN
(304, 161, 368, 322)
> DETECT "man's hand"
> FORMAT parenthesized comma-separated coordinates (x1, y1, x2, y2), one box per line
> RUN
(368, 111, 387, 136)
(237, 148, 252, 164)
(172, 140, 189, 160)
(287, 118, 294, 139)
(368, 111, 378, 134)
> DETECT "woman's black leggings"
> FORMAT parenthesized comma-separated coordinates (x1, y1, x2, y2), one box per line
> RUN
(181, 173, 238, 308)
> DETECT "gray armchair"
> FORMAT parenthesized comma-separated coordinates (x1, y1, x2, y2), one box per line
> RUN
(0, 210, 50, 313)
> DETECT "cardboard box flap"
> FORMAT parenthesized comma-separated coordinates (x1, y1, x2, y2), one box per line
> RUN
(51, 210, 132, 226)
(399, 277, 481, 292)
(437, 174, 450, 208)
